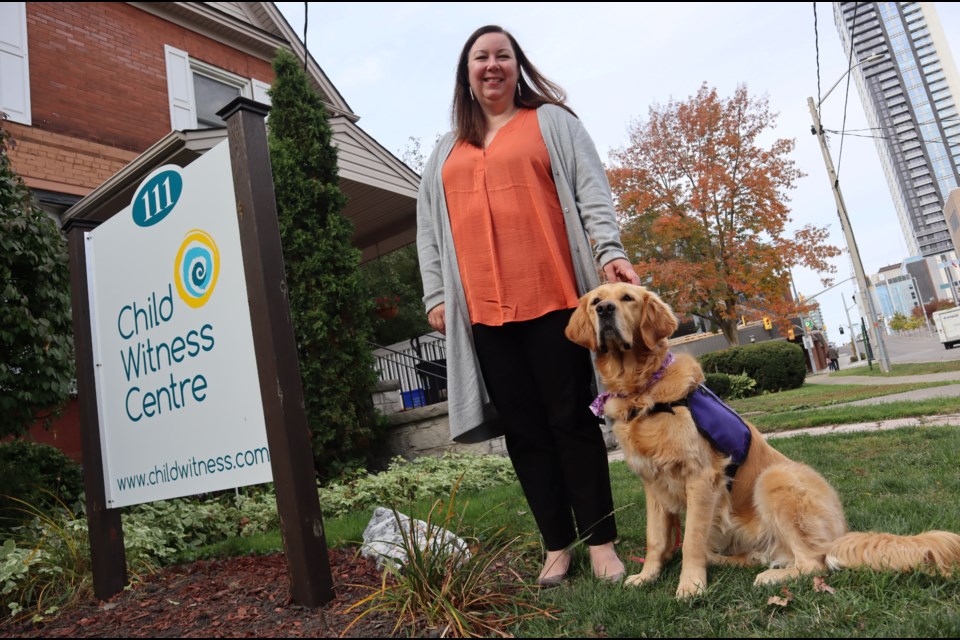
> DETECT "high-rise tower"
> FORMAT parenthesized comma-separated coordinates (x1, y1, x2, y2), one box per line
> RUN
(834, 2, 960, 259)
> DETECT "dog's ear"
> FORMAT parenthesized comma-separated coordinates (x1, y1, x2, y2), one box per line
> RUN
(639, 290, 678, 350)
(565, 294, 597, 351)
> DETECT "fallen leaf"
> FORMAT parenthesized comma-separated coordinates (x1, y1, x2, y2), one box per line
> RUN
(768, 586, 794, 607)
(813, 576, 836, 594)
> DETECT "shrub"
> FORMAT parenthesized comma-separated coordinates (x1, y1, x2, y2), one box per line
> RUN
(699, 340, 805, 393)
(343, 482, 548, 637)
(726, 372, 758, 399)
(0, 495, 91, 621)
(319, 453, 516, 519)
(0, 440, 83, 530)
(703, 373, 731, 398)
(703, 372, 757, 400)
(268, 48, 383, 481)
(0, 120, 74, 439)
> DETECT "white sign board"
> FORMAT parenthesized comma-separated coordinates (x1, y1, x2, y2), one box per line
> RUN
(86, 140, 271, 508)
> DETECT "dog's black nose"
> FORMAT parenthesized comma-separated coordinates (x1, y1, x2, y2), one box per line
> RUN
(597, 300, 616, 317)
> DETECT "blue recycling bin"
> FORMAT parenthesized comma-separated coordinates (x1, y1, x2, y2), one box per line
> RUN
(401, 389, 426, 409)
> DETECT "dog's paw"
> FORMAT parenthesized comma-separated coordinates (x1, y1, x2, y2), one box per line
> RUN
(675, 577, 706, 599)
(753, 567, 798, 586)
(624, 571, 658, 587)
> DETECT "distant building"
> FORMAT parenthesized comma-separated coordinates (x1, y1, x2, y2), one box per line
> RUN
(868, 255, 955, 333)
(834, 2, 960, 262)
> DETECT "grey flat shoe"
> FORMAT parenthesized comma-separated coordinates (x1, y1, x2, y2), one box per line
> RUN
(535, 572, 570, 587)
(596, 570, 625, 583)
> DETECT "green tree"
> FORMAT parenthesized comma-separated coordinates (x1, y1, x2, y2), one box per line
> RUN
(888, 312, 910, 332)
(362, 246, 431, 346)
(608, 84, 841, 345)
(0, 121, 74, 437)
(267, 49, 382, 480)
(361, 135, 438, 347)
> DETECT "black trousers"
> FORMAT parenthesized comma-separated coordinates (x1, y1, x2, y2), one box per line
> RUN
(472, 308, 617, 551)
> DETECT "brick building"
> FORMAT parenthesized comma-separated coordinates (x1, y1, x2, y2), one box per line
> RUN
(1, 2, 419, 459)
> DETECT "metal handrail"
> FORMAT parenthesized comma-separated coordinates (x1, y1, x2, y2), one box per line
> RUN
(368, 341, 446, 381)
(370, 335, 448, 407)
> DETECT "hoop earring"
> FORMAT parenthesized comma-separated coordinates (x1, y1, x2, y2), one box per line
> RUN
(469, 87, 475, 101)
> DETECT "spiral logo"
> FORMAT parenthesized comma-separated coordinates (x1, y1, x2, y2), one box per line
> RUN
(174, 230, 220, 309)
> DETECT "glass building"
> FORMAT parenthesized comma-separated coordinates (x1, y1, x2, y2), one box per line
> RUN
(834, 2, 960, 258)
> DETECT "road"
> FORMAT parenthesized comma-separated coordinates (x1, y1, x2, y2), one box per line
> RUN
(841, 329, 960, 367)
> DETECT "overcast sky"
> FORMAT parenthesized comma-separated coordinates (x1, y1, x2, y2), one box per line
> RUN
(276, 2, 960, 346)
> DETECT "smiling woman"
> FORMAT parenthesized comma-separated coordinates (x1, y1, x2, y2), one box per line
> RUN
(416, 23, 641, 587)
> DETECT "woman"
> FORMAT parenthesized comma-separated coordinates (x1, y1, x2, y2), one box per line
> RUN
(416, 25, 639, 586)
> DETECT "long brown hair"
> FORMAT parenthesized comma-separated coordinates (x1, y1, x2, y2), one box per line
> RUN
(452, 25, 576, 147)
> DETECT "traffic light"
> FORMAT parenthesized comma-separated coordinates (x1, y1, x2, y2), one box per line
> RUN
(839, 326, 844, 334)
(787, 328, 795, 340)
(763, 316, 772, 330)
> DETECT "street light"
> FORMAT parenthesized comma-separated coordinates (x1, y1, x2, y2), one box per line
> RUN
(841, 291, 859, 358)
(807, 52, 892, 372)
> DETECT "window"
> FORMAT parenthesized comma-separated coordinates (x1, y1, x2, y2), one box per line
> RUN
(192, 67, 245, 128)
(0, 2, 31, 125)
(164, 45, 271, 131)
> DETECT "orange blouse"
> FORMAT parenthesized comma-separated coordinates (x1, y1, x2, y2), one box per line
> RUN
(442, 109, 579, 326)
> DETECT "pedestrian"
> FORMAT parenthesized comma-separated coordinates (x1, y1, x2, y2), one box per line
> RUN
(827, 344, 840, 371)
(416, 24, 638, 586)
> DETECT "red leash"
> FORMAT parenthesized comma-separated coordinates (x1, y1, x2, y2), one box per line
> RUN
(629, 520, 683, 564)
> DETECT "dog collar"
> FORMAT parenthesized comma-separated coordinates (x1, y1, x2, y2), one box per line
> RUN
(590, 352, 675, 418)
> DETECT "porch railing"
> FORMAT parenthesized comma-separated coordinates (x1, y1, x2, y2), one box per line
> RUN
(370, 333, 447, 409)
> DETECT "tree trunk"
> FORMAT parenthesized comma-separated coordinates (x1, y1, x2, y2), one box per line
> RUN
(719, 317, 740, 346)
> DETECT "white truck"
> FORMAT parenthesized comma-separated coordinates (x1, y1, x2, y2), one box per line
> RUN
(932, 307, 960, 349)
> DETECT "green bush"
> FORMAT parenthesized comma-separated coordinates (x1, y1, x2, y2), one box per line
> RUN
(703, 373, 731, 398)
(698, 340, 805, 393)
(268, 48, 383, 481)
(703, 372, 758, 400)
(0, 452, 519, 621)
(0, 440, 83, 529)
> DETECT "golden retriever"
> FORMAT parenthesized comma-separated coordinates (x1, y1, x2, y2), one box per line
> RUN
(565, 282, 960, 598)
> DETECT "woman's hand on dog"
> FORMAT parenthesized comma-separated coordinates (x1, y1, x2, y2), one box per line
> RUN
(603, 258, 641, 285)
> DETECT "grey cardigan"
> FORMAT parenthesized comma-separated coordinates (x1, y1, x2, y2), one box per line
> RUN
(416, 103, 629, 443)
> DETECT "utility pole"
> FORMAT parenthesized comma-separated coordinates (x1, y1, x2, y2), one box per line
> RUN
(807, 96, 891, 372)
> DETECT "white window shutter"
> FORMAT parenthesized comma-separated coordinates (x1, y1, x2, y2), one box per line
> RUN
(0, 2, 32, 125)
(252, 79, 271, 106)
(164, 45, 196, 130)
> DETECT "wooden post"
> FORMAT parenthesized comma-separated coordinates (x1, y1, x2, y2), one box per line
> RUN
(64, 218, 128, 600)
(217, 97, 334, 608)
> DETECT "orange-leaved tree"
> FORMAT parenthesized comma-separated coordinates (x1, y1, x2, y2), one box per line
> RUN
(608, 83, 840, 345)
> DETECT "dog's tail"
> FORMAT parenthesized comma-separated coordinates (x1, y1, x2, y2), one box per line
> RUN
(826, 530, 960, 576)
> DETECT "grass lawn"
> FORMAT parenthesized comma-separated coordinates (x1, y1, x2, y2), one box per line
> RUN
(728, 381, 952, 414)
(513, 427, 960, 637)
(188, 372, 960, 637)
(726, 382, 960, 432)
(292, 426, 960, 638)
(210, 427, 960, 638)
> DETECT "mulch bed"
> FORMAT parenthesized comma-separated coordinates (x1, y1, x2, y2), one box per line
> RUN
(1, 548, 399, 638)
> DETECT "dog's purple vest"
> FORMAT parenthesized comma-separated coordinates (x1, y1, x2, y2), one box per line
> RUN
(653, 384, 752, 485)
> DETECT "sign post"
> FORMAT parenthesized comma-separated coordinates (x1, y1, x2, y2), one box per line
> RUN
(67, 96, 332, 607)
(218, 97, 333, 608)
(65, 218, 127, 600)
